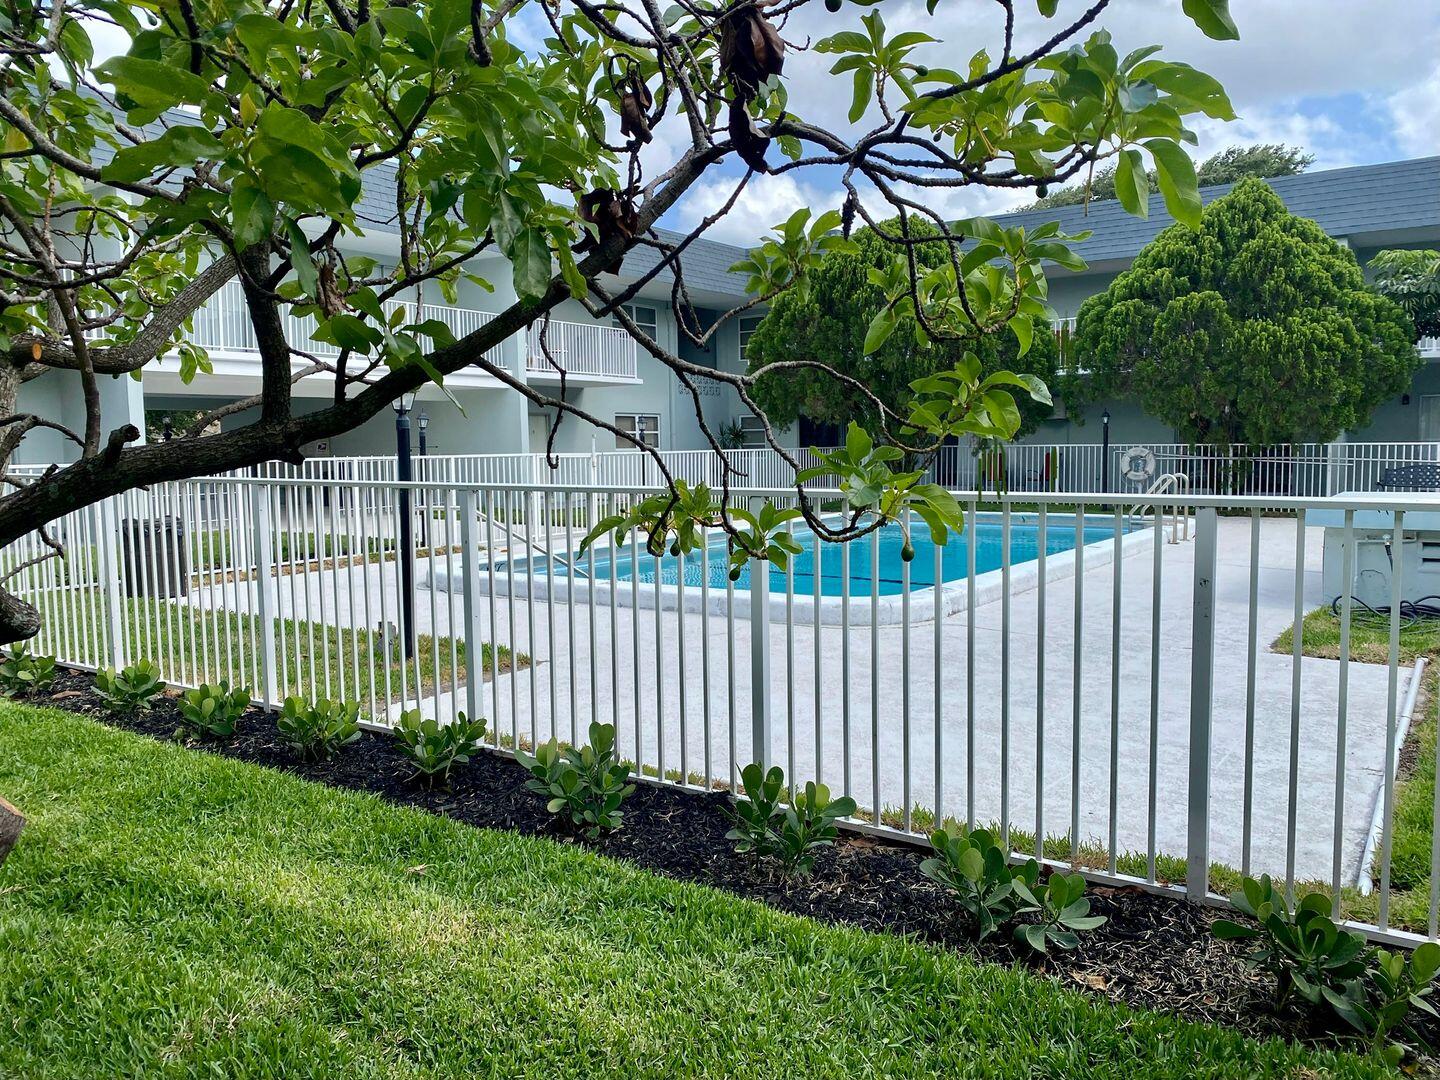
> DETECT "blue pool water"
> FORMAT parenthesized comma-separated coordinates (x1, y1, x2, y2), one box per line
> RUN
(530, 515, 1132, 597)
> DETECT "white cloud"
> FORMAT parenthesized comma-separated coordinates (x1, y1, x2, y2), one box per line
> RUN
(1387, 64, 1440, 159)
(669, 172, 840, 246)
(656, 0, 1440, 243)
(1188, 110, 1358, 172)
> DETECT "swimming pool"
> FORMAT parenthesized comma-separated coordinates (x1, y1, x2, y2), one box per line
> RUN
(530, 514, 1137, 597)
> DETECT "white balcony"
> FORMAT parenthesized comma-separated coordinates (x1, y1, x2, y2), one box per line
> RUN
(93, 281, 641, 391)
(525, 320, 639, 382)
(1421, 335, 1440, 358)
(172, 281, 507, 370)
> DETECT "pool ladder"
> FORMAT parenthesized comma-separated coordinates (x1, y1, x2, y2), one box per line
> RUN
(1129, 473, 1192, 543)
(479, 507, 591, 578)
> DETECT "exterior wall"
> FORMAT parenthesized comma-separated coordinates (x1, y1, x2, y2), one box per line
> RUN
(15, 367, 147, 467)
(1017, 395, 1178, 449)
(1348, 361, 1440, 443)
(1045, 268, 1121, 318)
(21, 194, 1436, 472)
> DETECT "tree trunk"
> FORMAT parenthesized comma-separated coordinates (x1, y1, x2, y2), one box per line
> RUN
(0, 796, 23, 866)
(0, 360, 40, 643)
(0, 587, 40, 644)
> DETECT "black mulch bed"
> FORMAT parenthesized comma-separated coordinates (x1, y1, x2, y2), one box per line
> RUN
(31, 668, 1440, 1059)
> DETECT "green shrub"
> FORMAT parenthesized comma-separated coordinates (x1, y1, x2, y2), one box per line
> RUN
(176, 681, 250, 740)
(921, 827, 1106, 949)
(0, 644, 56, 698)
(772, 780, 855, 877)
(94, 661, 165, 714)
(1328, 943, 1440, 1065)
(1216, 876, 1440, 1063)
(727, 764, 855, 877)
(276, 696, 361, 763)
(1213, 875, 1368, 1008)
(920, 826, 1024, 940)
(393, 709, 487, 789)
(516, 721, 635, 838)
(1010, 869, 1106, 953)
(726, 762, 785, 856)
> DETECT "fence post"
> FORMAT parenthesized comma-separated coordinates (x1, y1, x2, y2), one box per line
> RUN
(96, 495, 126, 670)
(1186, 506, 1219, 899)
(249, 482, 280, 708)
(459, 489, 485, 725)
(749, 502, 772, 769)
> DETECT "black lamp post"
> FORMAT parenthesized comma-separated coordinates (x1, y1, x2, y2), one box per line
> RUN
(393, 391, 417, 660)
(417, 412, 430, 546)
(1100, 408, 1112, 494)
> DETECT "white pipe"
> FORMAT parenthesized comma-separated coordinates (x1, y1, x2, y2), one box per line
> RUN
(1358, 655, 1428, 893)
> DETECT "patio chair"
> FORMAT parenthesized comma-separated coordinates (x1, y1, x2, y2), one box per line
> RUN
(1376, 463, 1440, 491)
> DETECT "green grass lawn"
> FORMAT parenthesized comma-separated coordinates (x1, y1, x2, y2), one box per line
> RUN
(1275, 607, 1440, 931)
(34, 590, 522, 711)
(0, 703, 1398, 1078)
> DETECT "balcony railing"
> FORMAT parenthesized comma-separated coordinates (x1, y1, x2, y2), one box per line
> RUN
(88, 281, 640, 384)
(525, 320, 638, 380)
(1421, 335, 1440, 358)
(189, 281, 505, 366)
(89, 280, 507, 370)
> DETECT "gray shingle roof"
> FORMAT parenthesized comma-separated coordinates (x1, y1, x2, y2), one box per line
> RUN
(616, 227, 752, 295)
(988, 156, 1440, 266)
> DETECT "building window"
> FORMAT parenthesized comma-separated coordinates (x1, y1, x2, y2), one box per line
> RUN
(615, 304, 658, 339)
(739, 314, 764, 360)
(616, 413, 660, 449)
(737, 415, 767, 448)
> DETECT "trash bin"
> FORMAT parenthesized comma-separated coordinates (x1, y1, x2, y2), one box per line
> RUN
(122, 516, 189, 598)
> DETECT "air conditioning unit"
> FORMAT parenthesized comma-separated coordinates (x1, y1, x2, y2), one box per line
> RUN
(1321, 530, 1440, 609)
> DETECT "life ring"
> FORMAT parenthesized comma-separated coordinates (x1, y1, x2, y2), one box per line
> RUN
(1121, 446, 1157, 483)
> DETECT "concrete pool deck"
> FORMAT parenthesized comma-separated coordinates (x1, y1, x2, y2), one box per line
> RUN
(184, 514, 1403, 885)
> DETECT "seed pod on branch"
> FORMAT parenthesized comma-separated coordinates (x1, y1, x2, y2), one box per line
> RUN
(727, 99, 771, 174)
(618, 71, 654, 145)
(316, 262, 348, 319)
(576, 188, 640, 267)
(719, 3, 785, 96)
(841, 191, 857, 239)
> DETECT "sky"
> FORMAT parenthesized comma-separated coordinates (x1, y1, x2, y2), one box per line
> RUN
(657, 0, 1440, 246)
(78, 0, 1440, 251)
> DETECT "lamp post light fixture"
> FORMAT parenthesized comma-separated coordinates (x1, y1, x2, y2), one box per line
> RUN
(1100, 407, 1112, 498)
(393, 392, 417, 659)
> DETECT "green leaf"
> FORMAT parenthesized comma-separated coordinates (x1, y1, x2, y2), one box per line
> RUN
(510, 228, 553, 302)
(1144, 139, 1203, 230)
(1210, 919, 1256, 940)
(231, 179, 276, 249)
(863, 306, 898, 355)
(95, 56, 216, 111)
(1414, 942, 1440, 983)
(102, 126, 225, 183)
(285, 219, 319, 298)
(1181, 0, 1239, 41)
(849, 67, 874, 125)
(1114, 148, 1148, 218)
(1007, 315, 1033, 357)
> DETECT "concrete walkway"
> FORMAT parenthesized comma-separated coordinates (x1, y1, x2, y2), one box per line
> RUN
(185, 515, 1403, 885)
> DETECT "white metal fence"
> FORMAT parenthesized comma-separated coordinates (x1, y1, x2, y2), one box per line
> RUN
(8, 471, 1440, 946)
(248, 441, 1440, 501)
(251, 447, 844, 491)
